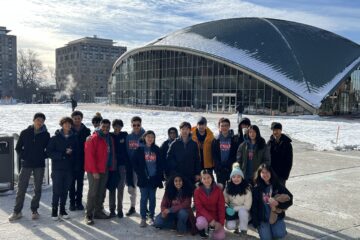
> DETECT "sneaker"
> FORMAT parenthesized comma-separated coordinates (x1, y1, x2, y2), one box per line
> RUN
(59, 209, 69, 219)
(125, 207, 136, 216)
(31, 211, 40, 220)
(76, 203, 84, 211)
(69, 204, 76, 211)
(94, 211, 110, 219)
(117, 210, 124, 218)
(109, 210, 116, 218)
(85, 215, 94, 225)
(139, 219, 147, 228)
(233, 229, 240, 234)
(199, 229, 208, 239)
(177, 232, 185, 237)
(8, 212, 22, 221)
(148, 218, 154, 226)
(51, 208, 58, 221)
(240, 230, 248, 235)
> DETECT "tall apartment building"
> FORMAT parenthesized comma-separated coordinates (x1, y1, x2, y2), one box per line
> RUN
(0, 26, 17, 98)
(56, 36, 126, 101)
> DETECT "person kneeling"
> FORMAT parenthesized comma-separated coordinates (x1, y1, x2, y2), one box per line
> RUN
(154, 174, 196, 236)
(194, 170, 225, 240)
(224, 163, 252, 235)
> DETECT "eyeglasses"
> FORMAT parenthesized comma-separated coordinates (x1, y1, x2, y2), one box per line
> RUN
(169, 131, 177, 134)
(132, 124, 141, 127)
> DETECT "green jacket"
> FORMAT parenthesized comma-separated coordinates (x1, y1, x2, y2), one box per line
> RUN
(236, 139, 270, 180)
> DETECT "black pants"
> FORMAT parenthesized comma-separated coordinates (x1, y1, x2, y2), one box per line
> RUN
(216, 168, 230, 187)
(69, 170, 85, 206)
(52, 170, 72, 209)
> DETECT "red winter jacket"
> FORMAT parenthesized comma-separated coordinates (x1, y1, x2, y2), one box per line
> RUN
(160, 194, 192, 213)
(84, 131, 116, 174)
(194, 184, 225, 225)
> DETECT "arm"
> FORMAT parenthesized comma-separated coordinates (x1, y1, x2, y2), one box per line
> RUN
(194, 189, 214, 222)
(46, 138, 64, 161)
(263, 145, 271, 165)
(193, 143, 201, 176)
(15, 131, 25, 157)
(169, 197, 191, 213)
(211, 139, 220, 171)
(276, 185, 293, 210)
(217, 188, 226, 226)
(284, 143, 293, 179)
(84, 137, 97, 173)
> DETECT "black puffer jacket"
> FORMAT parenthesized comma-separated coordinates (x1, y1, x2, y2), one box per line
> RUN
(47, 129, 79, 171)
(15, 125, 50, 168)
(166, 137, 201, 183)
(72, 124, 91, 171)
(267, 134, 293, 180)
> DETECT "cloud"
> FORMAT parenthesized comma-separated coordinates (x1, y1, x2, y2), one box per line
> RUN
(1, 0, 359, 69)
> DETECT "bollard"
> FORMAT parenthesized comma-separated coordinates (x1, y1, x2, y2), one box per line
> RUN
(336, 125, 340, 144)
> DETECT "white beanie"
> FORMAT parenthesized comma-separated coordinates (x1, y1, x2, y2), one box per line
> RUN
(230, 162, 244, 179)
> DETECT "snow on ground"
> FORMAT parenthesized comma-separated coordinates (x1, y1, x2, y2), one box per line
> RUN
(1, 103, 360, 151)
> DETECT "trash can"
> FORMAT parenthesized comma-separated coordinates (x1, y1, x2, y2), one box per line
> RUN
(0, 136, 14, 192)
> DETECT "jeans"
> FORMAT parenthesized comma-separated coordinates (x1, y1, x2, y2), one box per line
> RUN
(126, 170, 138, 208)
(109, 166, 126, 211)
(139, 187, 156, 219)
(14, 167, 44, 213)
(196, 216, 225, 240)
(85, 171, 108, 217)
(154, 209, 189, 233)
(69, 170, 85, 206)
(258, 218, 287, 240)
(52, 170, 72, 209)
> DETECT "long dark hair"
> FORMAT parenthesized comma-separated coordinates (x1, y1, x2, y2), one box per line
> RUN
(254, 163, 281, 188)
(248, 125, 266, 149)
(226, 178, 251, 196)
(165, 174, 193, 201)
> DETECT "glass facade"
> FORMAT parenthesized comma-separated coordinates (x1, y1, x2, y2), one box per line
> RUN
(109, 49, 313, 115)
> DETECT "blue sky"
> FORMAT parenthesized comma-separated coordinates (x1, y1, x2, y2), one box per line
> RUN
(1, 0, 359, 69)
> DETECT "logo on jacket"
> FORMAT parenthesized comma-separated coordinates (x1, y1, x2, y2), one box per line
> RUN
(145, 152, 157, 162)
(128, 140, 139, 149)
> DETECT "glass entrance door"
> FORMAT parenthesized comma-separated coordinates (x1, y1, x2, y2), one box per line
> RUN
(212, 93, 236, 113)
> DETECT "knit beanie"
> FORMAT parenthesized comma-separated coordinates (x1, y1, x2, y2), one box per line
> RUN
(230, 162, 244, 179)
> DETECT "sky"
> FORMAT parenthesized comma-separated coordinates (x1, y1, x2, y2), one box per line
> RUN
(1, 0, 360, 71)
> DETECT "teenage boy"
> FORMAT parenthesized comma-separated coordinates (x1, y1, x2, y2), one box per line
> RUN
(166, 121, 201, 184)
(69, 111, 91, 211)
(9, 113, 50, 221)
(125, 116, 145, 216)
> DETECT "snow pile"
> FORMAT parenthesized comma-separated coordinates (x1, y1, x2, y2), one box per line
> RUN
(1, 104, 360, 151)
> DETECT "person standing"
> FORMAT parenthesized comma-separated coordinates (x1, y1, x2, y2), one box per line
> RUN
(132, 130, 164, 227)
(212, 118, 239, 188)
(125, 116, 145, 216)
(236, 125, 270, 183)
(69, 111, 91, 211)
(71, 97, 77, 112)
(191, 117, 214, 172)
(108, 119, 128, 218)
(237, 117, 251, 146)
(47, 117, 79, 220)
(91, 112, 103, 132)
(8, 113, 50, 221)
(166, 122, 201, 185)
(267, 122, 293, 186)
(160, 127, 178, 164)
(84, 119, 116, 225)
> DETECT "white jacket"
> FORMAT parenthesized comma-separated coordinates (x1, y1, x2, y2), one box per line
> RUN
(223, 189, 252, 211)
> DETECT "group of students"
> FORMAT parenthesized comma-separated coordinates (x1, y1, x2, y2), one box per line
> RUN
(8, 110, 294, 240)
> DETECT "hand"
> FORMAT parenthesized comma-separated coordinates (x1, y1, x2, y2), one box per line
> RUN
(214, 222, 222, 231)
(93, 173, 100, 179)
(195, 175, 200, 182)
(269, 198, 279, 209)
(209, 220, 216, 227)
(161, 209, 170, 218)
(66, 148, 72, 155)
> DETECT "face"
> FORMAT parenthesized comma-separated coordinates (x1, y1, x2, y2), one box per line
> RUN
(131, 120, 141, 133)
(240, 123, 249, 129)
(260, 168, 271, 183)
(197, 123, 206, 133)
(33, 118, 45, 129)
(272, 129, 282, 139)
(93, 122, 100, 128)
(169, 130, 177, 140)
(72, 115, 82, 126)
(201, 173, 213, 188)
(231, 174, 243, 185)
(144, 134, 155, 145)
(219, 122, 230, 135)
(180, 127, 190, 138)
(62, 122, 72, 132)
(100, 123, 110, 134)
(113, 125, 122, 134)
(248, 128, 257, 141)
(174, 177, 183, 190)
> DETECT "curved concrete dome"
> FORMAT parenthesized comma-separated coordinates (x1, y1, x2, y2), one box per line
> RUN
(145, 18, 360, 109)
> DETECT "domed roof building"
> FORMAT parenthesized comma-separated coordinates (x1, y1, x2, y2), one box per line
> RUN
(109, 18, 360, 115)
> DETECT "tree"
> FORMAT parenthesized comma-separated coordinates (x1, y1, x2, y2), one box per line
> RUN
(16, 49, 45, 102)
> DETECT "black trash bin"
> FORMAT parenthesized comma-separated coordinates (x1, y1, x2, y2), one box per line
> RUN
(0, 136, 14, 192)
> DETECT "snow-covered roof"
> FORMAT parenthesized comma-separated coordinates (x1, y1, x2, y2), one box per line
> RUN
(149, 18, 360, 109)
